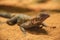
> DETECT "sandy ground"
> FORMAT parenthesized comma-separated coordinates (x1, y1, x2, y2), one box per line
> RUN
(0, 12, 60, 40)
(0, 0, 60, 40)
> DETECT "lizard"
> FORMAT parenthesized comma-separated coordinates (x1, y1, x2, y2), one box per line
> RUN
(0, 12, 50, 34)
(17, 12, 50, 34)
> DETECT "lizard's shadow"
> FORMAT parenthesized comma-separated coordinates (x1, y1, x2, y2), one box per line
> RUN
(25, 26, 48, 35)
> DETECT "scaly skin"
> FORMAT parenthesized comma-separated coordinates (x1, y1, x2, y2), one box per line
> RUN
(18, 12, 50, 34)
(20, 13, 49, 28)
(0, 13, 31, 25)
(0, 12, 50, 34)
(7, 14, 31, 25)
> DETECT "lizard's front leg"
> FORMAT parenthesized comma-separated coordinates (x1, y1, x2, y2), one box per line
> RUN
(39, 23, 47, 28)
(17, 20, 26, 34)
(20, 26, 26, 34)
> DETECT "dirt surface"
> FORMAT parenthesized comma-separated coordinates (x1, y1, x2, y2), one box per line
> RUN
(0, 0, 60, 40)
(0, 12, 60, 40)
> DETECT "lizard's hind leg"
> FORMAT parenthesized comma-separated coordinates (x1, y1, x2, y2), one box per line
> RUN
(7, 17, 17, 25)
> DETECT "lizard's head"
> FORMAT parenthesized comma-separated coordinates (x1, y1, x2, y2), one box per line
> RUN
(40, 12, 49, 17)
(38, 12, 50, 21)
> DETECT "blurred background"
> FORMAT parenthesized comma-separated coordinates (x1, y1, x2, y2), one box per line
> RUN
(0, 0, 60, 40)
